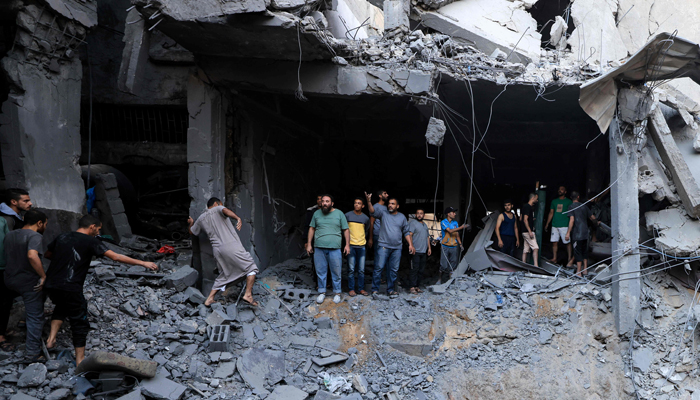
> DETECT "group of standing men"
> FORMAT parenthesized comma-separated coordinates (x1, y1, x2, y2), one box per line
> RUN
(305, 190, 469, 303)
(0, 189, 157, 364)
(494, 186, 600, 276)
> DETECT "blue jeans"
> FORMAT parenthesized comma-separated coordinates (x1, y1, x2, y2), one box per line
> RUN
(21, 290, 45, 357)
(314, 248, 342, 294)
(372, 246, 401, 293)
(347, 247, 366, 292)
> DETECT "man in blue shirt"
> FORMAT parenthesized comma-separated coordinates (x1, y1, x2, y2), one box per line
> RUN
(366, 192, 414, 297)
(440, 207, 468, 284)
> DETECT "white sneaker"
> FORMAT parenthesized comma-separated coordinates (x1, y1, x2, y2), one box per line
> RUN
(316, 293, 326, 304)
(333, 294, 341, 304)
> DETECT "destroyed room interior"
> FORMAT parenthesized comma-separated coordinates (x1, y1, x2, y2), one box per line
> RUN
(1, 0, 700, 399)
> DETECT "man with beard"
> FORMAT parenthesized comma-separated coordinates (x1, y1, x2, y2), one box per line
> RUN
(3, 209, 47, 362)
(520, 193, 540, 267)
(0, 189, 32, 230)
(189, 198, 260, 307)
(366, 193, 414, 297)
(306, 195, 349, 304)
(408, 208, 431, 294)
(345, 197, 370, 296)
(545, 186, 573, 265)
(495, 199, 520, 257)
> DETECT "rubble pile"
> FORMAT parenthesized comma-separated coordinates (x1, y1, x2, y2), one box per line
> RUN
(0, 248, 643, 399)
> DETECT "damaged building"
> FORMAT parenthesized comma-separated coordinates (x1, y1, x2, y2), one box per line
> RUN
(1, 0, 700, 398)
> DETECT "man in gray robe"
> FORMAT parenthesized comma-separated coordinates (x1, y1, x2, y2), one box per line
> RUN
(188, 197, 259, 306)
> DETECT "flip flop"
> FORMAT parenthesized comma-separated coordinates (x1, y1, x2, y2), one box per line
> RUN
(241, 298, 259, 307)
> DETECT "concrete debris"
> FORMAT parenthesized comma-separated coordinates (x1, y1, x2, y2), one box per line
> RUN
(76, 351, 158, 379)
(164, 266, 199, 292)
(17, 364, 47, 388)
(549, 16, 568, 51)
(268, 385, 309, 400)
(425, 117, 446, 146)
(140, 372, 187, 400)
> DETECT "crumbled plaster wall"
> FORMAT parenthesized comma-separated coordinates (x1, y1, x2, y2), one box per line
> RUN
(568, 0, 628, 68)
(0, 55, 85, 214)
(646, 207, 700, 257)
(94, 0, 189, 105)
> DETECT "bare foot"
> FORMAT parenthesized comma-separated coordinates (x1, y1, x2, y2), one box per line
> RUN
(242, 294, 258, 306)
(204, 298, 216, 307)
(548, 258, 557, 263)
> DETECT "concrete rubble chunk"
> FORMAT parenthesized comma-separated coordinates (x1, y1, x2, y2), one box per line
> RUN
(214, 362, 237, 379)
(10, 394, 40, 400)
(267, 385, 308, 400)
(649, 106, 700, 217)
(538, 330, 553, 345)
(179, 319, 199, 333)
(46, 388, 71, 400)
(115, 388, 145, 400)
(164, 266, 199, 292)
(312, 355, 349, 366)
(314, 391, 341, 400)
(569, 0, 628, 67)
(185, 287, 206, 304)
(206, 309, 233, 326)
(352, 374, 369, 394)
(549, 15, 567, 50)
(315, 317, 333, 329)
(420, 0, 541, 64)
(94, 266, 116, 281)
(633, 347, 654, 373)
(76, 351, 157, 379)
(236, 347, 286, 396)
(140, 372, 187, 400)
(425, 117, 446, 146)
(17, 363, 47, 388)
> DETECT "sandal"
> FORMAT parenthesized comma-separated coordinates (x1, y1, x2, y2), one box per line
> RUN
(409, 288, 418, 295)
(24, 353, 47, 363)
(416, 288, 424, 293)
(348, 290, 356, 297)
(241, 298, 259, 307)
(388, 291, 399, 298)
(0, 342, 15, 352)
(360, 290, 369, 296)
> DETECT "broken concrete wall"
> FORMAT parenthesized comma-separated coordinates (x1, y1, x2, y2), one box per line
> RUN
(93, 173, 132, 243)
(187, 72, 227, 293)
(568, 0, 628, 68)
(419, 0, 541, 65)
(92, 0, 190, 105)
(0, 52, 85, 215)
(226, 101, 315, 270)
(325, 0, 384, 39)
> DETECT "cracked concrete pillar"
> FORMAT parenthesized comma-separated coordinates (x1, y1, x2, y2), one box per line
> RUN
(383, 0, 409, 32)
(609, 117, 640, 336)
(0, 56, 85, 216)
(187, 71, 226, 293)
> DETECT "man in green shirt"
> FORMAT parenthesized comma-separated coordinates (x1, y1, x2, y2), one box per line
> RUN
(306, 195, 349, 305)
(545, 186, 573, 265)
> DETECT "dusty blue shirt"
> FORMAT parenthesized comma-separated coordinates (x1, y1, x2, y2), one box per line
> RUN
(372, 208, 409, 250)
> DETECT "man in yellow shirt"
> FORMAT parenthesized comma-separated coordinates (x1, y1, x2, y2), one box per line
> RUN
(345, 198, 370, 296)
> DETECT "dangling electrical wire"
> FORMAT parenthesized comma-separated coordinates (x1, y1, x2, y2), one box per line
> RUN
(295, 23, 308, 102)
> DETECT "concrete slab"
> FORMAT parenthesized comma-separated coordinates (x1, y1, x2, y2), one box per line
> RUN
(140, 371, 187, 400)
(420, 0, 541, 64)
(236, 348, 286, 396)
(267, 385, 308, 400)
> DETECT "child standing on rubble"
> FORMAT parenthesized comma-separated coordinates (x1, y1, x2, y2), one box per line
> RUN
(44, 215, 158, 365)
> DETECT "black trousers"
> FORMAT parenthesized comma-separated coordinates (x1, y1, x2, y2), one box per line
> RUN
(0, 273, 19, 337)
(573, 240, 589, 263)
(499, 236, 516, 257)
(47, 289, 90, 348)
(410, 253, 427, 288)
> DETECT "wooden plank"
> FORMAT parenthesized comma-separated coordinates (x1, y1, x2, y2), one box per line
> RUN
(648, 107, 700, 217)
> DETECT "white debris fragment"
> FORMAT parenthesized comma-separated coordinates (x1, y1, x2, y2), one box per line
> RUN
(425, 117, 446, 146)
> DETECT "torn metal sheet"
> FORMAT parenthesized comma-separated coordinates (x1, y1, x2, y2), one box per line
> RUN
(580, 32, 700, 133)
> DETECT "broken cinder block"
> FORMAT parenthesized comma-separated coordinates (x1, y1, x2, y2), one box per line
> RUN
(283, 288, 312, 301)
(206, 309, 233, 327)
